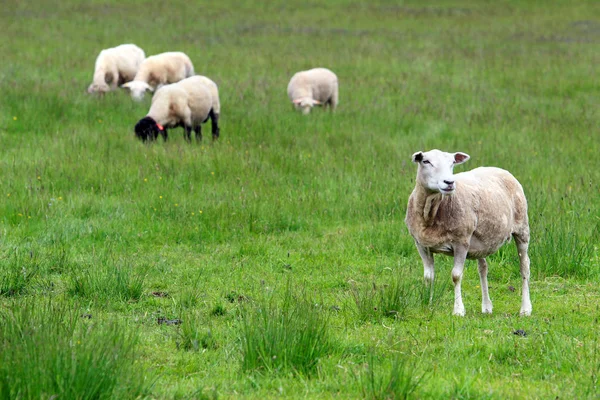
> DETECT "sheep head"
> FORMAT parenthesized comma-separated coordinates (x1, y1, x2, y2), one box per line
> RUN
(122, 81, 154, 101)
(134, 116, 162, 141)
(292, 97, 321, 114)
(412, 149, 470, 195)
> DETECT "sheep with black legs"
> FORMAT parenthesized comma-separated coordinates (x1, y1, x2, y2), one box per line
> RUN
(134, 75, 220, 142)
(87, 44, 145, 94)
(287, 68, 338, 114)
(404, 149, 532, 317)
(122, 52, 194, 101)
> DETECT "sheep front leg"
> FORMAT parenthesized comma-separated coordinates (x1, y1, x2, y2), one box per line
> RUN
(451, 245, 468, 316)
(478, 258, 493, 314)
(416, 243, 435, 303)
(159, 128, 168, 142)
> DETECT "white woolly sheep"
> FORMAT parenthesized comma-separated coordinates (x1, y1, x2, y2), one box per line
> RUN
(404, 149, 532, 317)
(287, 68, 338, 114)
(87, 44, 145, 94)
(122, 52, 195, 101)
(133, 75, 220, 142)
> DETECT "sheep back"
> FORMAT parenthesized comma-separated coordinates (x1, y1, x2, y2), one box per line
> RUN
(136, 52, 195, 88)
(148, 76, 213, 127)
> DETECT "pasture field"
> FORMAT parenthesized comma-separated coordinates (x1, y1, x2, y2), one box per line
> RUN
(1, 0, 599, 398)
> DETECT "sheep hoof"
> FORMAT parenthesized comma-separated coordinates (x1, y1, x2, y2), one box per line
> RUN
(452, 308, 466, 317)
(482, 307, 493, 314)
(519, 308, 532, 317)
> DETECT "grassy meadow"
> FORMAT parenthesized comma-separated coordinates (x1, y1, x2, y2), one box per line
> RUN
(1, 0, 599, 398)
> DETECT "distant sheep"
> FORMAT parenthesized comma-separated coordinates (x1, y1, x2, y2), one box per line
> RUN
(287, 68, 338, 114)
(133, 75, 220, 142)
(87, 44, 145, 94)
(122, 52, 194, 101)
(405, 149, 532, 316)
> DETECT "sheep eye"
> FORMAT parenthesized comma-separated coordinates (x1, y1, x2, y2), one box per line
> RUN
(422, 160, 431, 165)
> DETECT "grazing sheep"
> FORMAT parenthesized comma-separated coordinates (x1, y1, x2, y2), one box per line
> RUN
(404, 149, 532, 317)
(87, 44, 145, 94)
(133, 75, 220, 142)
(287, 68, 338, 114)
(122, 52, 194, 101)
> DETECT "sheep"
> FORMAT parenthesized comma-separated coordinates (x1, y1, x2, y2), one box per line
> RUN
(404, 149, 532, 317)
(287, 68, 338, 114)
(133, 75, 220, 142)
(121, 52, 195, 101)
(87, 44, 145, 94)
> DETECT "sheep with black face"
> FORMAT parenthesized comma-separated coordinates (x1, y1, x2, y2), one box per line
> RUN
(134, 75, 220, 142)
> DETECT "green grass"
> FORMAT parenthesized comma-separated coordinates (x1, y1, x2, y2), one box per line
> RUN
(0, 300, 152, 399)
(1, 0, 599, 398)
(240, 285, 333, 376)
(354, 353, 426, 400)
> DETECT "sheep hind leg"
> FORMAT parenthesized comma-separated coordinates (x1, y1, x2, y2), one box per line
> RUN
(184, 126, 192, 143)
(209, 109, 220, 140)
(478, 258, 493, 314)
(513, 232, 532, 316)
(330, 86, 338, 112)
(193, 125, 202, 142)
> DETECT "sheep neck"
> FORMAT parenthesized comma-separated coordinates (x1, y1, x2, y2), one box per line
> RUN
(413, 183, 453, 225)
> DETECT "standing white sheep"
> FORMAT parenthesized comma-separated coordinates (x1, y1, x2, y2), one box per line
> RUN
(133, 75, 220, 142)
(287, 68, 338, 114)
(87, 44, 145, 94)
(404, 149, 532, 316)
(122, 52, 195, 101)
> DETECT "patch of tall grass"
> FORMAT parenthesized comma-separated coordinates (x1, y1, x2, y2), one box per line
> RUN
(0, 247, 40, 296)
(240, 287, 333, 376)
(532, 215, 599, 279)
(177, 312, 218, 351)
(354, 353, 426, 400)
(68, 259, 145, 302)
(0, 300, 152, 399)
(350, 274, 449, 322)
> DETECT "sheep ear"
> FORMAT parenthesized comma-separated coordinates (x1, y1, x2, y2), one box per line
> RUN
(453, 152, 470, 164)
(121, 82, 131, 90)
(292, 99, 302, 104)
(313, 100, 321, 105)
(146, 83, 154, 92)
(412, 152, 424, 163)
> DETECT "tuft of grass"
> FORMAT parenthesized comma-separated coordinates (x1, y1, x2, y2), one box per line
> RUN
(240, 287, 333, 376)
(355, 353, 426, 400)
(532, 216, 599, 279)
(0, 300, 152, 399)
(351, 277, 416, 322)
(69, 261, 145, 302)
(415, 277, 450, 309)
(0, 248, 40, 296)
(177, 312, 218, 351)
(210, 302, 227, 316)
(178, 287, 202, 309)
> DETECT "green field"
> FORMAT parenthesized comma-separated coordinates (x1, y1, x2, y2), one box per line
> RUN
(1, 0, 599, 398)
